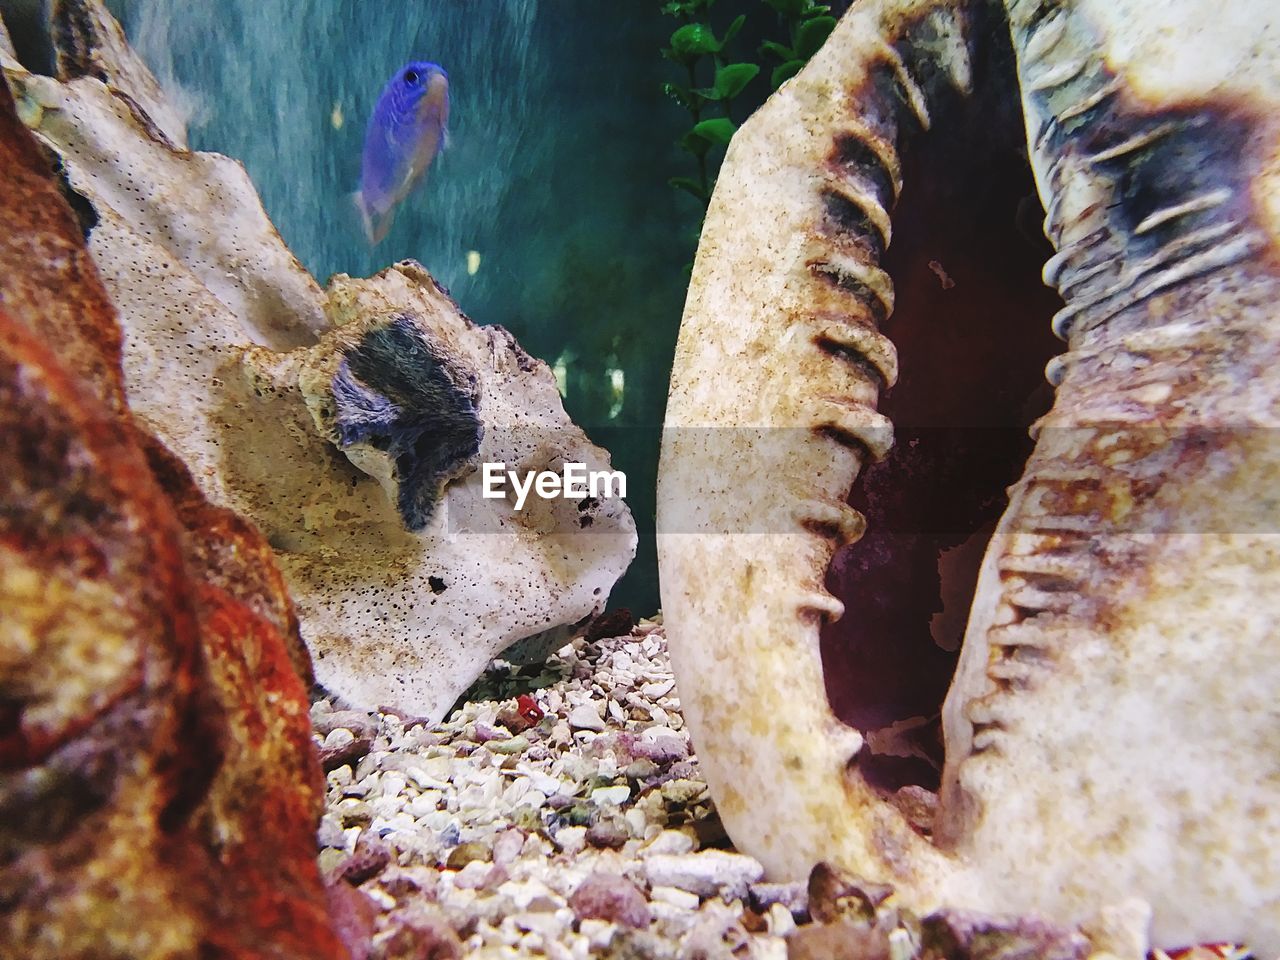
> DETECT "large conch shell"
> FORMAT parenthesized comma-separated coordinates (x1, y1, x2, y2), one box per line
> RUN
(658, 0, 1280, 952)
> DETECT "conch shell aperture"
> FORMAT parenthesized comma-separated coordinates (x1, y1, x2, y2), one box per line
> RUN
(657, 0, 1280, 952)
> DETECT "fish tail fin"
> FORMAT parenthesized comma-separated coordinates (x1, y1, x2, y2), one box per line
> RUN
(351, 190, 394, 246)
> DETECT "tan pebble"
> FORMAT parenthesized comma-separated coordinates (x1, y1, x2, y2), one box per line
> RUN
(659, 779, 707, 805)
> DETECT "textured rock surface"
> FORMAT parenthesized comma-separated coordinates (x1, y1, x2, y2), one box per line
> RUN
(659, 0, 1280, 953)
(49, 0, 189, 147)
(0, 72, 345, 958)
(2, 0, 636, 722)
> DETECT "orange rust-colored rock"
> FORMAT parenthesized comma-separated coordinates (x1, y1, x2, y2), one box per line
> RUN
(141, 433, 316, 688)
(0, 73, 346, 959)
(0, 61, 123, 413)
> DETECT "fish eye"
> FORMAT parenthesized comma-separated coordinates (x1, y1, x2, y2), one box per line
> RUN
(403, 69, 419, 86)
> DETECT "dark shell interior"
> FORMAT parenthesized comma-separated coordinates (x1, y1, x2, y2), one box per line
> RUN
(820, 19, 1064, 805)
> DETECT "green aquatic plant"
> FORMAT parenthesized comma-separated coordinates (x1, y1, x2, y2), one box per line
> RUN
(660, 0, 836, 207)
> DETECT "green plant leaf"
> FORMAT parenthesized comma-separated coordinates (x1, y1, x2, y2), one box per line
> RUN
(669, 23, 721, 61)
(771, 58, 805, 88)
(795, 15, 837, 58)
(660, 2, 684, 16)
(691, 117, 737, 145)
(680, 129, 712, 158)
(662, 81, 700, 110)
(759, 39, 794, 61)
(722, 13, 746, 45)
(711, 62, 759, 99)
(668, 176, 709, 201)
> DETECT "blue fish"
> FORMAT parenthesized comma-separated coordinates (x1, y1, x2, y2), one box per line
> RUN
(355, 61, 449, 245)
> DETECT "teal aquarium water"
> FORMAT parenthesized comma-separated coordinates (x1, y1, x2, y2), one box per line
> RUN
(105, 0, 696, 614)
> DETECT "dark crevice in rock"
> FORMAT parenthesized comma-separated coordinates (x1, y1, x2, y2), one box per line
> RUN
(331, 314, 483, 531)
(0, 0, 55, 75)
(822, 4, 1064, 801)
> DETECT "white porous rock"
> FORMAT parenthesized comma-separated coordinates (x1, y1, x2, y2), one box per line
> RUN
(2, 8, 636, 723)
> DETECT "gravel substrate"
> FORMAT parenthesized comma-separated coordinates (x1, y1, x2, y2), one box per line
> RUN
(313, 615, 805, 958)
(310, 618, 1247, 960)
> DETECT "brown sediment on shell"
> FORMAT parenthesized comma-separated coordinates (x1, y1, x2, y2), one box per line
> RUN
(659, 0, 1280, 953)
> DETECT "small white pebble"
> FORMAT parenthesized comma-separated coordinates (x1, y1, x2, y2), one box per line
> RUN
(754, 937, 790, 960)
(512, 911, 567, 938)
(590, 784, 631, 806)
(578, 918, 617, 949)
(623, 807, 649, 838)
(408, 791, 442, 818)
(888, 928, 914, 960)
(645, 851, 764, 899)
(501, 879, 564, 912)
(640, 679, 675, 699)
(649, 884, 700, 911)
(767, 901, 795, 936)
(453, 860, 492, 889)
(322, 728, 355, 750)
(379, 772, 407, 798)
(642, 829, 695, 857)
(567, 704, 605, 732)
(364, 887, 396, 910)
(556, 826, 588, 855)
